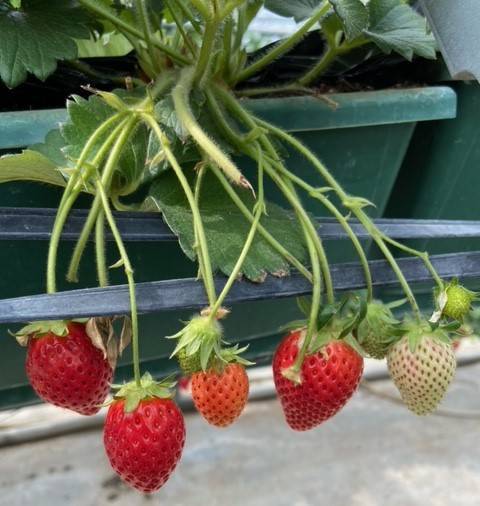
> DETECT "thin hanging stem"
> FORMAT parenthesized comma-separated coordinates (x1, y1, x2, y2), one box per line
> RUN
(263, 160, 335, 304)
(66, 115, 139, 283)
(210, 164, 313, 281)
(141, 113, 217, 307)
(204, 90, 312, 281)
(96, 180, 141, 386)
(213, 86, 334, 302)
(208, 151, 265, 319)
(258, 119, 424, 320)
(46, 112, 128, 293)
(271, 160, 373, 302)
(382, 236, 444, 291)
(95, 209, 109, 287)
(193, 165, 209, 283)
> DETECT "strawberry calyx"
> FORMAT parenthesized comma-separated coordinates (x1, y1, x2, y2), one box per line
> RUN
(401, 319, 451, 353)
(111, 372, 176, 413)
(11, 319, 88, 347)
(168, 314, 223, 371)
(355, 301, 402, 358)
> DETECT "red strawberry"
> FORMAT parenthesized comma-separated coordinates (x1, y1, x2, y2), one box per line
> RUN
(104, 373, 185, 492)
(191, 363, 249, 427)
(273, 329, 364, 431)
(21, 321, 112, 415)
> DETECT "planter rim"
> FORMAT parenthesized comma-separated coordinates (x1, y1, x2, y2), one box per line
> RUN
(0, 86, 456, 150)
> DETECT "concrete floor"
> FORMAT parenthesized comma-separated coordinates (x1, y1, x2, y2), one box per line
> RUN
(1, 364, 480, 506)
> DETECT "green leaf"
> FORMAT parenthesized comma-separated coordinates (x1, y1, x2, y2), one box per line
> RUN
(0, 149, 66, 187)
(264, 0, 323, 22)
(147, 170, 308, 282)
(321, 12, 345, 45)
(329, 0, 369, 40)
(0, 0, 95, 88)
(363, 0, 436, 61)
(76, 30, 133, 58)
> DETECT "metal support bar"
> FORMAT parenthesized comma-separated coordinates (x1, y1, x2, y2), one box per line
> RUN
(2, 207, 480, 241)
(0, 251, 479, 323)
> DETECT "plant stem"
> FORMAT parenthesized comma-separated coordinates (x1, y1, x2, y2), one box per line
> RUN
(164, 0, 197, 56)
(259, 119, 423, 319)
(176, 1, 202, 32)
(67, 115, 139, 283)
(296, 44, 338, 87)
(208, 153, 265, 319)
(205, 89, 312, 280)
(294, 38, 370, 87)
(173, 67, 247, 187)
(96, 180, 141, 386)
(291, 228, 322, 377)
(193, 164, 209, 283)
(95, 209, 109, 287)
(135, 0, 160, 73)
(272, 162, 373, 302)
(382, 236, 444, 291)
(213, 86, 333, 301)
(277, 169, 322, 379)
(194, 18, 218, 86)
(263, 159, 335, 304)
(189, 0, 210, 19)
(233, 1, 330, 84)
(142, 113, 217, 307)
(46, 112, 128, 293)
(78, 0, 190, 65)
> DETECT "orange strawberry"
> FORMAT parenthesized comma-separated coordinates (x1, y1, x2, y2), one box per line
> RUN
(191, 363, 249, 427)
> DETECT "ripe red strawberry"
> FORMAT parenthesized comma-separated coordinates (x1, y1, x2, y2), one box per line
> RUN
(21, 321, 112, 415)
(191, 363, 249, 427)
(387, 326, 456, 415)
(273, 329, 364, 431)
(104, 373, 185, 493)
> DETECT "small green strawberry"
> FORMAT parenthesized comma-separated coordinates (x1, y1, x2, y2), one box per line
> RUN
(356, 302, 399, 359)
(387, 322, 456, 415)
(442, 281, 476, 321)
(177, 348, 202, 375)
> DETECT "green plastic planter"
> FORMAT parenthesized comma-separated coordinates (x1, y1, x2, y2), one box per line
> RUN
(386, 82, 480, 256)
(0, 86, 457, 410)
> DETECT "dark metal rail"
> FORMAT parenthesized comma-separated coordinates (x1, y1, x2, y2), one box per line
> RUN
(1, 207, 480, 241)
(1, 251, 480, 323)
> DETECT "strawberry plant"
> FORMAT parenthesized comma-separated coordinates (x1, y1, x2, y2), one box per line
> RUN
(0, 0, 473, 494)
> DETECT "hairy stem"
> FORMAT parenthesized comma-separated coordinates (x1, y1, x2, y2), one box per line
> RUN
(259, 120, 423, 320)
(271, 162, 373, 302)
(67, 115, 139, 283)
(142, 113, 217, 307)
(208, 152, 265, 319)
(164, 0, 197, 56)
(173, 67, 248, 188)
(214, 86, 333, 301)
(205, 90, 312, 280)
(95, 209, 109, 287)
(96, 180, 141, 386)
(46, 112, 128, 293)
